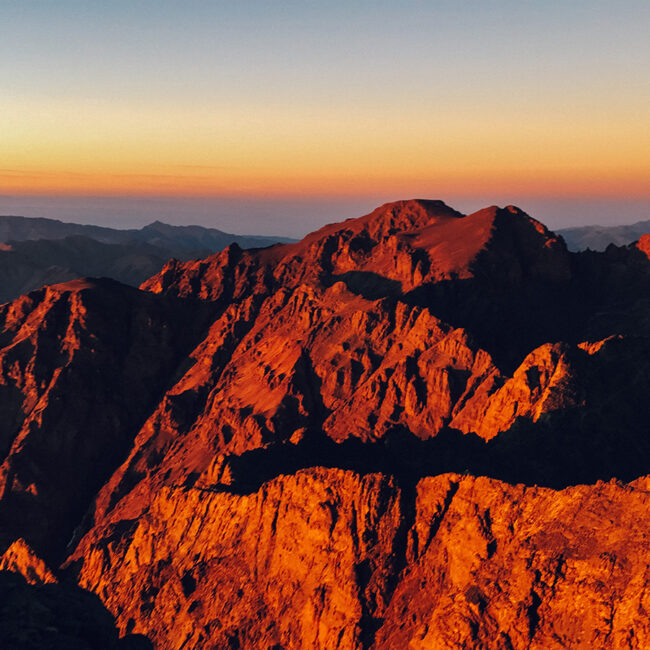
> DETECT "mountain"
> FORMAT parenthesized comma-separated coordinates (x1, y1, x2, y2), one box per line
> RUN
(0, 215, 124, 244)
(1, 199, 650, 648)
(0, 214, 293, 250)
(558, 218, 650, 251)
(0, 215, 295, 304)
(135, 220, 291, 252)
(0, 237, 174, 304)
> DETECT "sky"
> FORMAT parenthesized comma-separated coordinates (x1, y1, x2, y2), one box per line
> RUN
(2, 1, 649, 235)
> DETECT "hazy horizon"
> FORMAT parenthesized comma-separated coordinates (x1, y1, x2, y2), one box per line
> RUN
(0, 194, 649, 239)
(3, 1, 649, 220)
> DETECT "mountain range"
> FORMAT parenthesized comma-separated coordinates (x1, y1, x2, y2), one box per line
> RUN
(558, 219, 650, 251)
(1, 200, 649, 648)
(0, 215, 294, 303)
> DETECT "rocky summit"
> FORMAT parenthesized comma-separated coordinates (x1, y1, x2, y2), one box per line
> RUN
(1, 199, 650, 648)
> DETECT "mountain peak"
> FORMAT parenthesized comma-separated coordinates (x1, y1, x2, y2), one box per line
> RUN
(356, 198, 463, 238)
(143, 199, 572, 303)
(143, 219, 169, 229)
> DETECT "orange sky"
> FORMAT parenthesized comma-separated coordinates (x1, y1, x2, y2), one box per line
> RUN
(3, 3, 649, 201)
(3, 95, 648, 198)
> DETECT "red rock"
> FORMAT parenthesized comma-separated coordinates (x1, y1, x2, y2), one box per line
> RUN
(0, 538, 56, 584)
(68, 471, 650, 649)
(2, 199, 650, 648)
(0, 278, 212, 561)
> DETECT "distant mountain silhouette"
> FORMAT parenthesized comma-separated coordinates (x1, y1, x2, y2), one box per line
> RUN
(0, 215, 293, 250)
(558, 218, 650, 250)
(0, 215, 294, 303)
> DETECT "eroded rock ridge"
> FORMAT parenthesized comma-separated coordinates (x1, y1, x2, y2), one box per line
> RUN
(1, 200, 650, 648)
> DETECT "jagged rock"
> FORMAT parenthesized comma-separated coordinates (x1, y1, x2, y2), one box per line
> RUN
(67, 471, 650, 649)
(0, 278, 212, 561)
(0, 539, 56, 584)
(2, 199, 650, 648)
(379, 474, 650, 649)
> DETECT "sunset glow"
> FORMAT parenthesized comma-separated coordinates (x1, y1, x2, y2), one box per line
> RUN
(3, 4, 650, 646)
(3, 1, 649, 206)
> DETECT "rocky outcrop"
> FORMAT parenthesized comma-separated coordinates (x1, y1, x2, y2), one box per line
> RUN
(68, 470, 650, 649)
(0, 539, 56, 585)
(73, 469, 402, 648)
(380, 474, 650, 650)
(2, 199, 650, 648)
(0, 278, 213, 562)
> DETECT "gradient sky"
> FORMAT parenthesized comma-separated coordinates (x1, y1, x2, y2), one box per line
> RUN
(2, 1, 649, 234)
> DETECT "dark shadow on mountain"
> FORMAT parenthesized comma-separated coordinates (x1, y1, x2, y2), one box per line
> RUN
(318, 272, 582, 374)
(324, 271, 593, 374)
(0, 570, 152, 649)
(316, 244, 650, 374)
(327, 271, 402, 301)
(212, 403, 650, 495)
(0, 285, 218, 566)
(404, 279, 588, 373)
(192, 330, 650, 494)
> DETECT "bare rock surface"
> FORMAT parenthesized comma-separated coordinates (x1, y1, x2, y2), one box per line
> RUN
(1, 200, 650, 647)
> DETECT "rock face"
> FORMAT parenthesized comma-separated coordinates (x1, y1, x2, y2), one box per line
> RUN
(0, 538, 57, 585)
(71, 471, 650, 649)
(380, 474, 650, 650)
(0, 278, 213, 561)
(2, 199, 650, 648)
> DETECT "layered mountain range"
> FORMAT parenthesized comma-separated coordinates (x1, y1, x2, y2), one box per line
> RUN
(0, 215, 294, 303)
(1, 200, 649, 648)
(558, 219, 650, 252)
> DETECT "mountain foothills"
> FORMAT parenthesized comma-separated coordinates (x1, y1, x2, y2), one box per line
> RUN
(0, 215, 294, 303)
(1, 200, 650, 648)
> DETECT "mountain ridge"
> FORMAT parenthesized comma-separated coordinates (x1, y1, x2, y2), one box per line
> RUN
(558, 218, 650, 251)
(1, 199, 650, 648)
(0, 214, 295, 304)
(0, 214, 294, 249)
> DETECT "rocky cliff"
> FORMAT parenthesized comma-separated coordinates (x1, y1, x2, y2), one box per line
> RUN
(1, 199, 650, 648)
